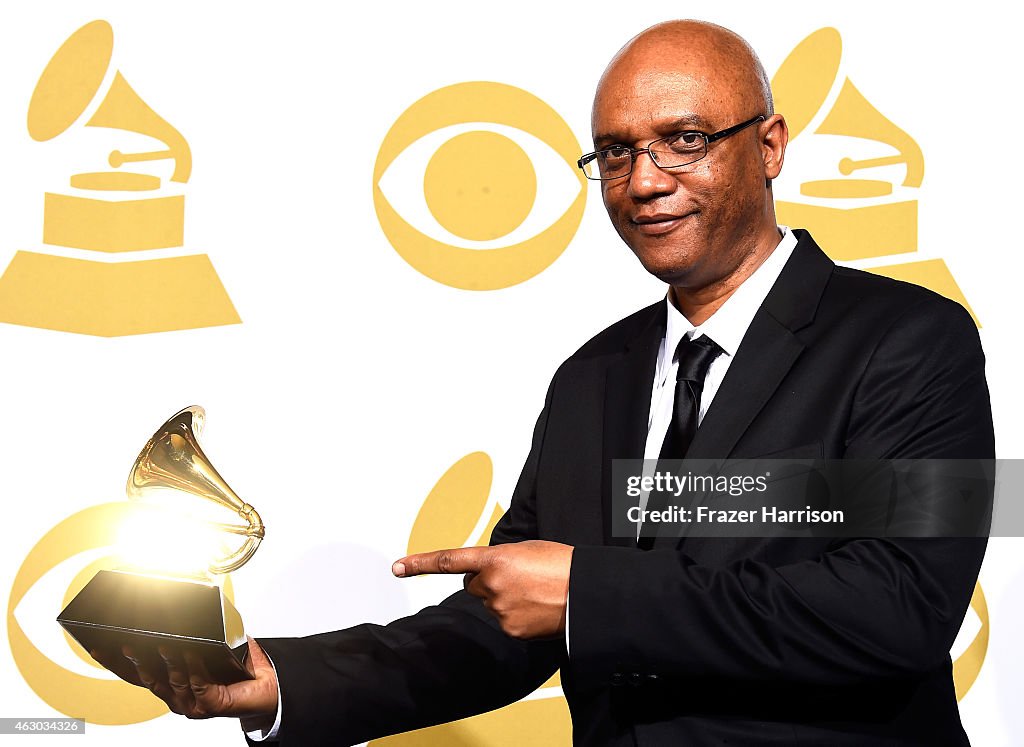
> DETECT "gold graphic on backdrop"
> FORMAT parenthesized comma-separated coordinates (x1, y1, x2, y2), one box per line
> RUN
(772, 28, 977, 325)
(7, 502, 236, 725)
(374, 82, 585, 290)
(0, 20, 239, 336)
(372, 452, 568, 746)
(423, 132, 538, 242)
(406, 452, 501, 556)
(954, 582, 989, 702)
(371, 698, 572, 747)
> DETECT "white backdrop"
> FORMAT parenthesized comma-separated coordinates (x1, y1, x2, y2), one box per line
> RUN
(1, 2, 1022, 744)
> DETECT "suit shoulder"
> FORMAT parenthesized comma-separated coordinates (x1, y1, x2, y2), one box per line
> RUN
(825, 265, 977, 332)
(564, 300, 663, 362)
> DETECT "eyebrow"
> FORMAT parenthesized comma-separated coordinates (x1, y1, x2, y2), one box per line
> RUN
(593, 113, 716, 149)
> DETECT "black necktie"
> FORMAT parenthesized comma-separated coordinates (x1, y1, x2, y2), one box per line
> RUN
(638, 334, 723, 550)
(659, 334, 723, 460)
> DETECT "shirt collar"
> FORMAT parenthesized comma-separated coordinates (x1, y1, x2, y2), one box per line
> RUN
(661, 226, 797, 371)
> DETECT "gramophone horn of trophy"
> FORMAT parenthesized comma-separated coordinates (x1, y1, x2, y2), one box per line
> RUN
(57, 407, 264, 684)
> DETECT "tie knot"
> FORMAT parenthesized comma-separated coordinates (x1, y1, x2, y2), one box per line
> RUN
(674, 334, 723, 383)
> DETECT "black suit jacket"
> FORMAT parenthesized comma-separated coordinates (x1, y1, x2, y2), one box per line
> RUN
(256, 230, 993, 746)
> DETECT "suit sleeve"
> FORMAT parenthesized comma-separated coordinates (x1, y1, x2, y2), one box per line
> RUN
(251, 384, 564, 746)
(567, 297, 993, 686)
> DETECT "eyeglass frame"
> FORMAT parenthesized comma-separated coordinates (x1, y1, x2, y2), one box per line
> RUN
(577, 114, 767, 181)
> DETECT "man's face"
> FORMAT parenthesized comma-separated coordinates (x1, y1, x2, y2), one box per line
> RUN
(592, 49, 773, 291)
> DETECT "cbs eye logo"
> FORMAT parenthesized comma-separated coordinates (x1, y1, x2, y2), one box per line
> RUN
(7, 502, 236, 725)
(373, 82, 586, 290)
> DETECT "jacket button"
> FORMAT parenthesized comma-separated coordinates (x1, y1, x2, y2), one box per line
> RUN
(610, 672, 624, 686)
(629, 673, 642, 686)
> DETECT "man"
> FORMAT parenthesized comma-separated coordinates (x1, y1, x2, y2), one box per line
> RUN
(96, 20, 992, 745)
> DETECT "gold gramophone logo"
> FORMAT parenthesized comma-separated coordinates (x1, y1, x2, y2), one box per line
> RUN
(773, 28, 977, 324)
(0, 20, 240, 336)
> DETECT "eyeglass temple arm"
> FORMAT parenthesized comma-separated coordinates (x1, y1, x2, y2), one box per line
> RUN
(705, 115, 766, 144)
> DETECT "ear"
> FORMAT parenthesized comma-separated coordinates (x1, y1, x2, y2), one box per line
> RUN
(761, 114, 788, 180)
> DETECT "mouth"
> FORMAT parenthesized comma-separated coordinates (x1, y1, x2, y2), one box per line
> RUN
(631, 212, 694, 236)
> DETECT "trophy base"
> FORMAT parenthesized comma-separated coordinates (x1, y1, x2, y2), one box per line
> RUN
(57, 569, 254, 685)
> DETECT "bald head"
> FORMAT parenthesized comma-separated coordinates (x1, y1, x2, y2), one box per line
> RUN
(587, 20, 788, 317)
(594, 21, 773, 138)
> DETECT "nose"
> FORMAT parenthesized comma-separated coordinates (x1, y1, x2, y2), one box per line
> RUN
(626, 149, 676, 200)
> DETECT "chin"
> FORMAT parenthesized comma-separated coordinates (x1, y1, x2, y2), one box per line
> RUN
(630, 244, 700, 285)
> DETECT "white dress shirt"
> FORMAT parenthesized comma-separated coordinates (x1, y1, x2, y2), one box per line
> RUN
(252, 227, 798, 741)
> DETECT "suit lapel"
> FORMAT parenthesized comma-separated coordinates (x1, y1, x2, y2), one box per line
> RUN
(601, 305, 664, 547)
(651, 230, 834, 549)
(684, 313, 804, 460)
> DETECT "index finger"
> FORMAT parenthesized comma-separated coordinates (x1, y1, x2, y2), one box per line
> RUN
(393, 546, 493, 577)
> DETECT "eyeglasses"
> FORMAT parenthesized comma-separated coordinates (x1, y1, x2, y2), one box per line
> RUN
(577, 115, 766, 181)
